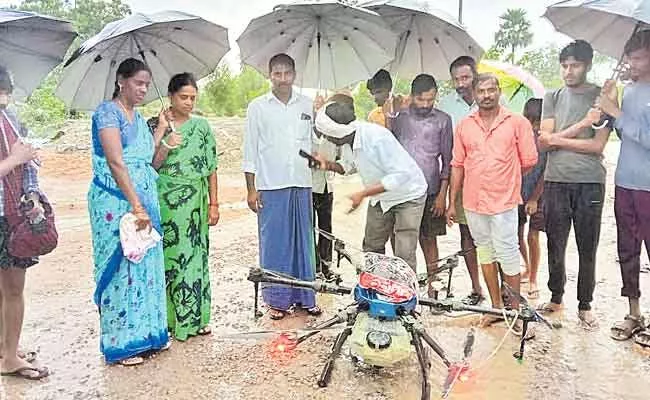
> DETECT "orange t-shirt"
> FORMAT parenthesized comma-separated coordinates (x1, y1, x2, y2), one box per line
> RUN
(367, 107, 386, 127)
(451, 107, 538, 215)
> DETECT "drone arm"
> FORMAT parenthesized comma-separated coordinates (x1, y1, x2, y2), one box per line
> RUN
(248, 269, 353, 296)
(317, 327, 352, 388)
(297, 306, 357, 345)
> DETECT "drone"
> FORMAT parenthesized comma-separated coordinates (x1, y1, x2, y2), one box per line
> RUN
(246, 231, 551, 400)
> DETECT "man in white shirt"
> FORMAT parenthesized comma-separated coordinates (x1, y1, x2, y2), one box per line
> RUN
(242, 54, 320, 320)
(312, 130, 337, 278)
(312, 96, 427, 271)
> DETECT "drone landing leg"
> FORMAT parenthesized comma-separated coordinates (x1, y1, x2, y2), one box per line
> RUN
(253, 281, 263, 319)
(418, 329, 452, 368)
(411, 330, 431, 400)
(317, 327, 352, 388)
(513, 320, 530, 361)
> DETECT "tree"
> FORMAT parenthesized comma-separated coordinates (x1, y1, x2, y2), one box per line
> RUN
(494, 8, 533, 64)
(518, 45, 563, 90)
(482, 45, 504, 61)
(201, 65, 270, 117)
(13, 0, 131, 132)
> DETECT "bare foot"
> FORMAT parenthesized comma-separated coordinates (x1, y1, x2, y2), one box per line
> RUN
(521, 268, 529, 283)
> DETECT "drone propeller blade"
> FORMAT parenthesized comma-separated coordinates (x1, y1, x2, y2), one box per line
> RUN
(216, 325, 346, 341)
(463, 328, 475, 360)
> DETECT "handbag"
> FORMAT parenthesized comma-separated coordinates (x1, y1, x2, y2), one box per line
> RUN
(0, 111, 58, 258)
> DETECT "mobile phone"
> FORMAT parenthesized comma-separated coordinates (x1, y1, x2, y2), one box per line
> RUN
(299, 149, 318, 168)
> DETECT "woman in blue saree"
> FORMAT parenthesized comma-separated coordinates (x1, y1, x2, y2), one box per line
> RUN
(88, 58, 170, 366)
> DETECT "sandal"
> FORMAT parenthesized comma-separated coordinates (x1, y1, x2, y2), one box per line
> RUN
(269, 309, 286, 320)
(307, 306, 323, 316)
(461, 293, 485, 306)
(578, 310, 599, 330)
(478, 314, 504, 328)
(1, 366, 49, 380)
(610, 315, 645, 341)
(118, 356, 144, 366)
(634, 329, 650, 348)
(161, 341, 172, 351)
(536, 302, 562, 314)
(527, 289, 540, 300)
(197, 327, 212, 336)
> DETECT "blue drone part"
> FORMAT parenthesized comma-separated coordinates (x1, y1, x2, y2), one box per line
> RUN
(353, 285, 418, 320)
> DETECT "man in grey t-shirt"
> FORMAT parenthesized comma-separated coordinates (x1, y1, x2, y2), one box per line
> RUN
(537, 40, 612, 327)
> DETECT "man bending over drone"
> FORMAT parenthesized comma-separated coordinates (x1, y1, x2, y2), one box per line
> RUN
(311, 95, 427, 273)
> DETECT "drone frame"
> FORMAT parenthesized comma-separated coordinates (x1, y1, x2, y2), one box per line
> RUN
(247, 267, 549, 400)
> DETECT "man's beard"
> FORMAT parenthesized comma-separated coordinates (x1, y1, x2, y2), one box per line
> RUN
(414, 106, 433, 116)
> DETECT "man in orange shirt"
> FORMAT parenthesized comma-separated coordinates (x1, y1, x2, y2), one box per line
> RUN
(366, 69, 392, 127)
(446, 74, 538, 334)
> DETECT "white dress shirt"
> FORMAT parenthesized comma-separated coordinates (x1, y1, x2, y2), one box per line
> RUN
(312, 137, 339, 194)
(243, 91, 314, 190)
(340, 121, 427, 213)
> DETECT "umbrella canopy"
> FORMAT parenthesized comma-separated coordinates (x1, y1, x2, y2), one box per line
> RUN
(478, 60, 545, 113)
(361, 0, 483, 79)
(237, 0, 398, 90)
(0, 9, 77, 101)
(56, 10, 230, 111)
(544, 0, 650, 59)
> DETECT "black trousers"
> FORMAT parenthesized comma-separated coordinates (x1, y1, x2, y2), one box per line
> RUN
(544, 182, 604, 311)
(313, 187, 333, 273)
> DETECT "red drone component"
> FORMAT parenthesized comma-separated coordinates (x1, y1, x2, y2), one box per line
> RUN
(358, 271, 417, 303)
(270, 332, 298, 354)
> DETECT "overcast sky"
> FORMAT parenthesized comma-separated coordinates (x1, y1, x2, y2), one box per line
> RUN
(2, 0, 572, 67)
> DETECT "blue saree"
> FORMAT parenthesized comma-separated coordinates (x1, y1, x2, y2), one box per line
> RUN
(88, 101, 168, 363)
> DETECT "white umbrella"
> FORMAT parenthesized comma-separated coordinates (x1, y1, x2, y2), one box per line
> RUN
(360, 0, 483, 79)
(56, 10, 230, 111)
(236, 0, 398, 90)
(544, 0, 650, 60)
(0, 9, 77, 101)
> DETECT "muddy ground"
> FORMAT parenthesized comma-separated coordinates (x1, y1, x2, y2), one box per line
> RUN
(1, 119, 649, 400)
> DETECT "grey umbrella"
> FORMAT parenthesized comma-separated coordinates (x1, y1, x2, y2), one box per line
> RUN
(0, 9, 77, 101)
(544, 0, 650, 60)
(56, 10, 230, 111)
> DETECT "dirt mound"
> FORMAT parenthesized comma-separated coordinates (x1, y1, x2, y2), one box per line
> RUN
(44, 116, 246, 173)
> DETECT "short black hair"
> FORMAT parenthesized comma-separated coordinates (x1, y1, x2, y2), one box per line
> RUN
(367, 69, 392, 91)
(0, 66, 13, 94)
(325, 101, 356, 125)
(411, 74, 437, 95)
(472, 73, 500, 89)
(168, 72, 197, 94)
(523, 98, 542, 124)
(559, 40, 593, 64)
(113, 58, 151, 99)
(268, 53, 295, 73)
(449, 56, 477, 76)
(624, 29, 650, 55)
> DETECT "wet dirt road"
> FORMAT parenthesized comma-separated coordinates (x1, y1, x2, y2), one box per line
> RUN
(1, 143, 649, 400)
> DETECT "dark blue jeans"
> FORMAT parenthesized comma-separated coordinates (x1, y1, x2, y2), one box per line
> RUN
(544, 182, 605, 311)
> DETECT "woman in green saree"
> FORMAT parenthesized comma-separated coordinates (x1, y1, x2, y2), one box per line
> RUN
(151, 73, 219, 341)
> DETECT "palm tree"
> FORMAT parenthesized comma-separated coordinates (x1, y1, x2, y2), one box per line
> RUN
(494, 8, 533, 64)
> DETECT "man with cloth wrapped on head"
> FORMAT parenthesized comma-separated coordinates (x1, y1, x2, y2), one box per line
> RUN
(311, 95, 427, 272)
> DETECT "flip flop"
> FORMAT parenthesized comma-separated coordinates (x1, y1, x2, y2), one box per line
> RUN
(611, 315, 645, 341)
(536, 302, 562, 314)
(461, 293, 485, 306)
(118, 356, 144, 366)
(634, 330, 650, 348)
(578, 311, 599, 330)
(478, 314, 505, 328)
(527, 289, 540, 300)
(306, 306, 323, 316)
(197, 327, 212, 336)
(269, 309, 286, 320)
(1, 366, 49, 380)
